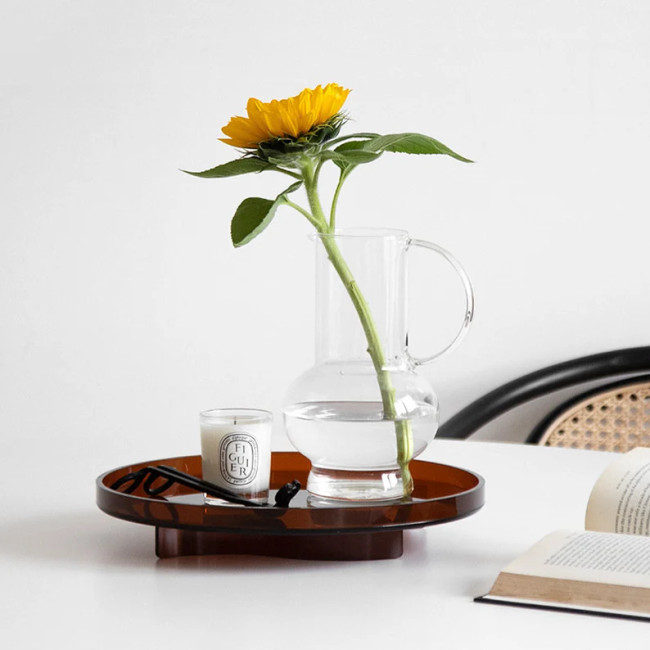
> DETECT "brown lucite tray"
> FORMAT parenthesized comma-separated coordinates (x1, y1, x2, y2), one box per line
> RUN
(96, 452, 484, 561)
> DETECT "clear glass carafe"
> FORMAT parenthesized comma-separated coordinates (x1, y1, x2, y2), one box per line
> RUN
(283, 228, 474, 502)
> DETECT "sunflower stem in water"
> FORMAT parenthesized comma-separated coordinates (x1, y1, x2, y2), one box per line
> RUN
(298, 157, 414, 497)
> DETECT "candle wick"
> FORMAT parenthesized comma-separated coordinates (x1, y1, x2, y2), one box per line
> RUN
(234, 417, 237, 425)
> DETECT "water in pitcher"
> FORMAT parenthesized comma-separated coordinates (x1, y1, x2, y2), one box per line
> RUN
(284, 400, 438, 470)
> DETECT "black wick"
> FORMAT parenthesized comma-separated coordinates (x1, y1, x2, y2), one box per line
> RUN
(109, 465, 300, 508)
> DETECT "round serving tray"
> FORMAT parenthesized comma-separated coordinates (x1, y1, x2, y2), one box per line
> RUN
(97, 452, 485, 561)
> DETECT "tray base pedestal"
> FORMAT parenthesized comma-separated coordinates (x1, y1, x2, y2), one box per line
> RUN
(156, 527, 404, 561)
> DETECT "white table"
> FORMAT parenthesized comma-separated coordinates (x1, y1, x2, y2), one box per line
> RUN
(1, 440, 647, 649)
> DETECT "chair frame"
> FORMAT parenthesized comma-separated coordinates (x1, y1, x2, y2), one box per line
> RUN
(437, 347, 650, 441)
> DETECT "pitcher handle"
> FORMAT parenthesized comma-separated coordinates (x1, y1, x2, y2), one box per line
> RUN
(406, 239, 475, 366)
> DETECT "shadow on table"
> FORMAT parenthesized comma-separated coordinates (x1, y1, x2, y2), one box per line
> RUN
(0, 512, 345, 574)
(0, 512, 509, 581)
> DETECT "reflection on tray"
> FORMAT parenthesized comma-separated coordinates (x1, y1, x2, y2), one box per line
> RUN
(97, 452, 485, 533)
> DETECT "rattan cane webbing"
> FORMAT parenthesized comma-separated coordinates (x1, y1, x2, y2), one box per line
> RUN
(538, 380, 650, 452)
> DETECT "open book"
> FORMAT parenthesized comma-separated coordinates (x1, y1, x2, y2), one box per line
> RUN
(477, 447, 650, 619)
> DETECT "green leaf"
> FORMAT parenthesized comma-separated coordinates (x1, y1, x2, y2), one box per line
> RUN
(335, 141, 384, 163)
(230, 182, 302, 247)
(182, 157, 272, 178)
(321, 141, 383, 171)
(324, 132, 381, 148)
(281, 180, 303, 196)
(364, 133, 473, 162)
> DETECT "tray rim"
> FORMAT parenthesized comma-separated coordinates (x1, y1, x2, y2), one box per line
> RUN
(96, 451, 485, 535)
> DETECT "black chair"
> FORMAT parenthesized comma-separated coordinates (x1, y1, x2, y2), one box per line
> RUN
(437, 347, 650, 452)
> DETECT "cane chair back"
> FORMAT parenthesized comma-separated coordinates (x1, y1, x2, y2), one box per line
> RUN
(531, 377, 650, 452)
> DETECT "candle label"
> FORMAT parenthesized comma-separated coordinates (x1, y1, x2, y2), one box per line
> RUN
(219, 433, 259, 485)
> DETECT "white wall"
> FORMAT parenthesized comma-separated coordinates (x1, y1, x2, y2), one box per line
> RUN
(2, 0, 650, 466)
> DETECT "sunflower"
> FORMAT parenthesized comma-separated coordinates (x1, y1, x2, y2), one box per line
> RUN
(219, 83, 351, 150)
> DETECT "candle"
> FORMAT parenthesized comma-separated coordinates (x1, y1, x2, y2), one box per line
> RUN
(200, 408, 272, 504)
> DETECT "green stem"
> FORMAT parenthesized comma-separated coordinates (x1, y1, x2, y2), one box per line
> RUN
(285, 199, 321, 228)
(329, 169, 348, 232)
(299, 157, 414, 496)
(272, 167, 302, 180)
(313, 158, 326, 187)
(300, 157, 328, 229)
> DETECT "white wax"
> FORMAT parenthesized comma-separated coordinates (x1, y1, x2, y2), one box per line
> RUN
(200, 418, 272, 501)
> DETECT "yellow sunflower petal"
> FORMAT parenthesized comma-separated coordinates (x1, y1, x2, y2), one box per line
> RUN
(277, 101, 299, 138)
(220, 83, 351, 148)
(261, 108, 285, 138)
(319, 83, 349, 123)
(296, 92, 314, 134)
(220, 114, 268, 148)
(246, 98, 274, 140)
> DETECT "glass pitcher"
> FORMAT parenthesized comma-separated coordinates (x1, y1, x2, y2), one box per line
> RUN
(283, 228, 474, 501)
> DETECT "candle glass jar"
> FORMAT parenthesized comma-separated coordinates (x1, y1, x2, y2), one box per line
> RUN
(200, 408, 273, 504)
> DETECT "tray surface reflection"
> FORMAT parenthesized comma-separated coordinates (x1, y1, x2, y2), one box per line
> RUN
(97, 452, 485, 535)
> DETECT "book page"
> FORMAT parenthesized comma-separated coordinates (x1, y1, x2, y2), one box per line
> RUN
(585, 447, 650, 535)
(501, 530, 650, 588)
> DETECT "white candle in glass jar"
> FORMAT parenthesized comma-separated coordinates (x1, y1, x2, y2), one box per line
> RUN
(200, 408, 272, 504)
